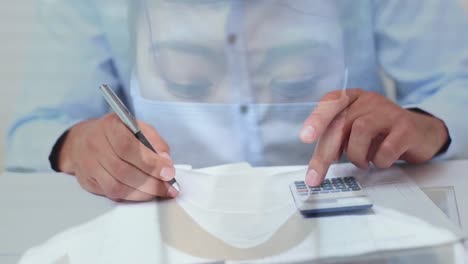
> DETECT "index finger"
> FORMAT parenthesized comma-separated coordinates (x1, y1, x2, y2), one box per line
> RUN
(300, 89, 363, 144)
(306, 112, 347, 186)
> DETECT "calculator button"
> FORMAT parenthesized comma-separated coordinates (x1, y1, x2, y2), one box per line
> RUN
(341, 188, 352, 192)
(351, 187, 361, 191)
(320, 190, 330, 194)
(331, 190, 340, 193)
(310, 191, 320, 195)
(310, 187, 321, 191)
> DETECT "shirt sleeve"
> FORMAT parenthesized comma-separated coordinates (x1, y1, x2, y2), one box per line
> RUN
(373, 0, 468, 160)
(6, 0, 122, 172)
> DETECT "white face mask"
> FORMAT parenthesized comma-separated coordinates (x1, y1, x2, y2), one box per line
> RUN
(136, 0, 347, 104)
(129, 0, 349, 167)
(156, 164, 309, 260)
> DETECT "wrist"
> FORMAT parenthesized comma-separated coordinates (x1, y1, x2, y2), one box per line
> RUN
(56, 122, 87, 174)
(407, 109, 450, 157)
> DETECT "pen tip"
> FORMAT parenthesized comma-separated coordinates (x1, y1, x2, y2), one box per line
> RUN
(173, 182, 181, 192)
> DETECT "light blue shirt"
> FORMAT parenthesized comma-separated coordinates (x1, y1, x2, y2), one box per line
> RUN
(6, 0, 468, 171)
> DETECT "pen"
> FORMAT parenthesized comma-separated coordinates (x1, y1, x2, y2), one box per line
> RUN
(99, 84, 180, 192)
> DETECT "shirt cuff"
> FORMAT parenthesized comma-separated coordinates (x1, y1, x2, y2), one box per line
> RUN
(6, 119, 82, 172)
(405, 102, 464, 161)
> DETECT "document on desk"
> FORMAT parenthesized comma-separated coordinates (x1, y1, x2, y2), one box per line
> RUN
(158, 163, 464, 263)
(11, 163, 464, 264)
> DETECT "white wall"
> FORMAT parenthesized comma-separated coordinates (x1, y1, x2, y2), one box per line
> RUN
(0, 1, 467, 173)
(0, 0, 34, 172)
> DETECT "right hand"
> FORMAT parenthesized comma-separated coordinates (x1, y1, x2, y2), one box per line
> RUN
(58, 113, 178, 201)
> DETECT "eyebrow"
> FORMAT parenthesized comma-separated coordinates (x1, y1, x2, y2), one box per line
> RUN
(256, 41, 336, 70)
(151, 41, 223, 65)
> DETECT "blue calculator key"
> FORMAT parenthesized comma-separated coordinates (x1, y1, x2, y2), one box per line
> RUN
(331, 190, 340, 193)
(310, 187, 321, 191)
(320, 190, 330, 194)
(351, 187, 361, 191)
(310, 191, 320, 195)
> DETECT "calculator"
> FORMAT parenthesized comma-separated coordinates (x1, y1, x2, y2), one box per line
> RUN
(289, 177, 373, 215)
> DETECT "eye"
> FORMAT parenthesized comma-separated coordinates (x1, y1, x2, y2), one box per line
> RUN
(270, 74, 323, 99)
(165, 78, 214, 99)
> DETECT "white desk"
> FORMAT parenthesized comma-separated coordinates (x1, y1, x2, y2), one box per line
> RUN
(1, 160, 467, 264)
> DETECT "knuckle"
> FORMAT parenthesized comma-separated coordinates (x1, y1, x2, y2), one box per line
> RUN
(113, 133, 134, 155)
(322, 90, 343, 102)
(352, 118, 370, 133)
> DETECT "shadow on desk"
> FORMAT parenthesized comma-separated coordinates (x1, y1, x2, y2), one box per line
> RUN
(0, 172, 115, 264)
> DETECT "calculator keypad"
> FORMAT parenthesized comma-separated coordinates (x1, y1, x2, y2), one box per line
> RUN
(294, 177, 361, 196)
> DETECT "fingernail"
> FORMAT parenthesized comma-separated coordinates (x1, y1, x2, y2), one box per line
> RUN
(160, 152, 173, 163)
(300, 125, 316, 142)
(160, 167, 175, 181)
(305, 169, 321, 186)
(167, 186, 179, 198)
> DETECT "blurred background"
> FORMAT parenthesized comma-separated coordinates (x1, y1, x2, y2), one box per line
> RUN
(0, 1, 467, 173)
(0, 1, 33, 172)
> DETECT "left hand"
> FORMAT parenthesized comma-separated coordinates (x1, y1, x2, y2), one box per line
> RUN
(300, 88, 449, 186)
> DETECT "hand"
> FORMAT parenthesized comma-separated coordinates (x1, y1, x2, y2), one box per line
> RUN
(300, 89, 449, 186)
(58, 113, 178, 201)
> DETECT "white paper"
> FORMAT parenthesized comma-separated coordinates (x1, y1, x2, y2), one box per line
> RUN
(4, 164, 464, 264)
(165, 164, 463, 263)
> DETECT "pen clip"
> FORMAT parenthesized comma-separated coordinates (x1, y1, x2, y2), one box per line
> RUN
(99, 84, 140, 134)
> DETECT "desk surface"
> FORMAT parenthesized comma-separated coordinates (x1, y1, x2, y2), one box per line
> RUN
(1, 160, 467, 264)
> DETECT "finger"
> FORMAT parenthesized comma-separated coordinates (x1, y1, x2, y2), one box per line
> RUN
(367, 134, 385, 162)
(102, 114, 175, 181)
(372, 126, 410, 169)
(301, 88, 363, 144)
(99, 151, 175, 197)
(306, 112, 347, 186)
(346, 115, 391, 169)
(95, 160, 178, 201)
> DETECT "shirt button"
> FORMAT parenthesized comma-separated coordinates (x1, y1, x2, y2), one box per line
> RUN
(228, 34, 237, 45)
(240, 104, 249, 114)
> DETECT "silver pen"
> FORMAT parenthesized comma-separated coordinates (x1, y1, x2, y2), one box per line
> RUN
(99, 84, 180, 192)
